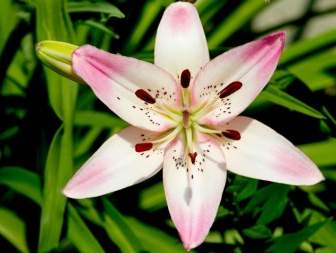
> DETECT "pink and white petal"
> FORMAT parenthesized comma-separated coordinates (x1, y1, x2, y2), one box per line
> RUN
(163, 136, 226, 250)
(191, 32, 285, 127)
(220, 116, 324, 185)
(63, 126, 164, 199)
(155, 2, 209, 79)
(73, 45, 181, 132)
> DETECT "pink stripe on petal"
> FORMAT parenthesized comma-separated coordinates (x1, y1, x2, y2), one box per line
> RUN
(155, 2, 209, 78)
(220, 116, 324, 185)
(63, 126, 164, 199)
(163, 136, 226, 250)
(72, 45, 181, 131)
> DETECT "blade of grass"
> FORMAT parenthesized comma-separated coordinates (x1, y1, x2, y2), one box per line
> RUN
(67, 204, 105, 253)
(280, 29, 336, 65)
(0, 166, 42, 205)
(35, 0, 77, 251)
(102, 198, 144, 253)
(67, 1, 124, 18)
(207, 0, 266, 48)
(0, 208, 29, 253)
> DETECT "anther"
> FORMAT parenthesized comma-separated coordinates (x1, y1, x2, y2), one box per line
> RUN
(188, 152, 197, 164)
(135, 89, 156, 104)
(218, 81, 242, 98)
(180, 69, 191, 88)
(135, 143, 153, 152)
(222, 130, 241, 140)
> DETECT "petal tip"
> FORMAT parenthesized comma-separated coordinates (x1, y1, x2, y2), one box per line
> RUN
(264, 31, 286, 49)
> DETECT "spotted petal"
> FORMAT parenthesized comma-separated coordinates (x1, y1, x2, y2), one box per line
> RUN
(73, 45, 181, 132)
(163, 136, 226, 250)
(191, 32, 285, 127)
(155, 2, 209, 79)
(220, 116, 324, 185)
(63, 126, 164, 198)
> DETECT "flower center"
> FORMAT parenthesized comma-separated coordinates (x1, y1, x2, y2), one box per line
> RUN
(133, 70, 243, 165)
(182, 110, 190, 128)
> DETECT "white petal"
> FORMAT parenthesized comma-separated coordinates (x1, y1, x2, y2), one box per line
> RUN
(163, 136, 226, 250)
(191, 32, 285, 127)
(155, 2, 209, 78)
(63, 126, 164, 198)
(220, 116, 324, 185)
(73, 45, 181, 132)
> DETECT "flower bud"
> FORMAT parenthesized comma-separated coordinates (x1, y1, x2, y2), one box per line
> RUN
(36, 40, 83, 83)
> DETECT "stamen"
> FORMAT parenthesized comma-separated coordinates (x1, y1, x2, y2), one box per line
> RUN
(180, 69, 191, 88)
(135, 143, 153, 152)
(135, 89, 156, 104)
(218, 81, 242, 98)
(188, 152, 197, 165)
(222, 130, 241, 140)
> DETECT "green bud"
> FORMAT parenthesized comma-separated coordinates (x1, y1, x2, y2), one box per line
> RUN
(36, 40, 83, 83)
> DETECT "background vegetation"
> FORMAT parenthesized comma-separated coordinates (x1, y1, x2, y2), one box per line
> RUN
(1, 0, 336, 252)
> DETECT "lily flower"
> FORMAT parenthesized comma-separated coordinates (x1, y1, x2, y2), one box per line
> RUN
(60, 2, 323, 250)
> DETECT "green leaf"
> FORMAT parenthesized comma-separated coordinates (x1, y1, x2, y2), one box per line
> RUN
(102, 199, 143, 253)
(309, 211, 336, 251)
(74, 127, 103, 157)
(80, 20, 119, 39)
(0, 208, 29, 253)
(123, 0, 172, 53)
(67, 204, 105, 253)
(299, 139, 336, 167)
(0, 166, 42, 205)
(38, 127, 74, 252)
(288, 49, 336, 91)
(244, 184, 290, 225)
(208, 0, 266, 48)
(280, 29, 336, 65)
(261, 85, 325, 119)
(243, 224, 272, 239)
(126, 218, 187, 253)
(67, 1, 124, 18)
(266, 221, 327, 253)
(74, 110, 127, 129)
(139, 183, 166, 211)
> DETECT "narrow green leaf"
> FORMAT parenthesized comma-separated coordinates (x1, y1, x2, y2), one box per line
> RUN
(126, 218, 187, 253)
(244, 184, 290, 225)
(123, 1, 169, 53)
(288, 49, 336, 91)
(67, 205, 105, 253)
(74, 110, 127, 129)
(266, 221, 327, 253)
(208, 0, 266, 48)
(67, 1, 124, 18)
(139, 183, 166, 211)
(74, 127, 103, 157)
(299, 139, 336, 167)
(243, 224, 272, 239)
(0, 208, 29, 253)
(102, 199, 143, 253)
(280, 29, 336, 65)
(81, 20, 119, 39)
(261, 85, 325, 119)
(0, 166, 42, 205)
(38, 127, 74, 252)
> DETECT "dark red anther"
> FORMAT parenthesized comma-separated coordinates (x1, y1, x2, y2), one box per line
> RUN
(222, 130, 241, 140)
(135, 89, 156, 104)
(135, 143, 153, 152)
(218, 81, 242, 98)
(180, 69, 191, 88)
(188, 152, 197, 164)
